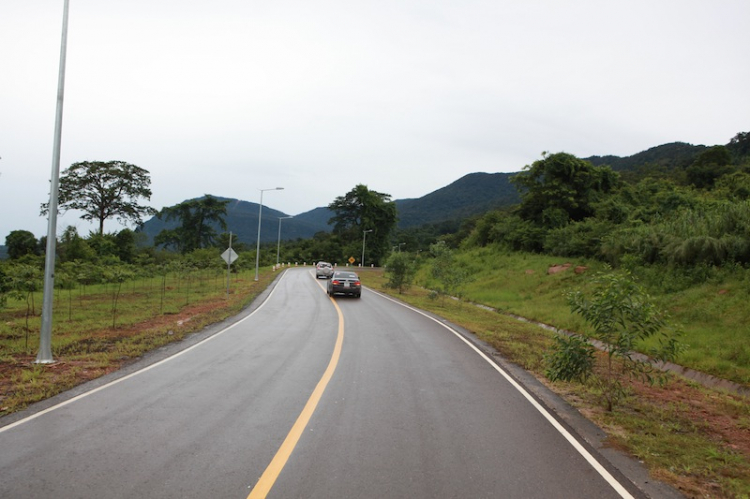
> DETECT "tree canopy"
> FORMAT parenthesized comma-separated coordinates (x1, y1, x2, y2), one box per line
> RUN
(5, 230, 39, 260)
(40, 160, 156, 235)
(511, 152, 620, 228)
(155, 195, 229, 253)
(328, 184, 398, 265)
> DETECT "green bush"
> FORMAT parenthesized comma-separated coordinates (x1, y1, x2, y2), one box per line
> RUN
(384, 252, 417, 294)
(544, 219, 612, 258)
(549, 270, 682, 411)
(544, 335, 595, 383)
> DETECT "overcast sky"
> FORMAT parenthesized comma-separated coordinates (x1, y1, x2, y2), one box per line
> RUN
(1, 0, 748, 242)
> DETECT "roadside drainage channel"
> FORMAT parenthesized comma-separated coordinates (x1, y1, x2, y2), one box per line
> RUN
(472, 302, 750, 399)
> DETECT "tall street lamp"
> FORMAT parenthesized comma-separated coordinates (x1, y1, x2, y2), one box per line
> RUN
(361, 229, 373, 268)
(255, 187, 284, 281)
(38, 0, 71, 364)
(277, 216, 293, 265)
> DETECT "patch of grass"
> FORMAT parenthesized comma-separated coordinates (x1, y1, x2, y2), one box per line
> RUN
(597, 391, 750, 499)
(414, 248, 750, 387)
(0, 269, 275, 416)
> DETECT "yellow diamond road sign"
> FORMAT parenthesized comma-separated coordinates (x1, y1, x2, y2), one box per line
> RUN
(348, 256, 356, 264)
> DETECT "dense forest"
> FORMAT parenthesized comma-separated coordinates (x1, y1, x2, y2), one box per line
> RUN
(1, 131, 749, 294)
(273, 131, 750, 271)
(450, 132, 750, 273)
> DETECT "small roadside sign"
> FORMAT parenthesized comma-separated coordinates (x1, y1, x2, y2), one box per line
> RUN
(348, 256, 356, 264)
(222, 248, 239, 265)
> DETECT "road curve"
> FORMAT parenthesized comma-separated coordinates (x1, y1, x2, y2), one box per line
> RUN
(0, 268, 662, 498)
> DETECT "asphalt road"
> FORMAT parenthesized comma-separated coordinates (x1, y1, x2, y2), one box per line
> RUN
(0, 268, 666, 498)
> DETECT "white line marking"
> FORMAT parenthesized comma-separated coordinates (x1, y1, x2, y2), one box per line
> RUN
(370, 289, 635, 499)
(0, 271, 288, 435)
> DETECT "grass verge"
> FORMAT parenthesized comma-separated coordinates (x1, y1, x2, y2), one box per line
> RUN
(0, 268, 278, 417)
(365, 268, 750, 498)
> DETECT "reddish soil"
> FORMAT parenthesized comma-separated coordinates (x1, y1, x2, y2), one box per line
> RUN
(0, 298, 229, 414)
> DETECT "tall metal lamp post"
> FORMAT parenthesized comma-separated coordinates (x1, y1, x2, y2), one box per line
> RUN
(38, 0, 71, 364)
(255, 187, 284, 281)
(277, 216, 293, 265)
(361, 229, 373, 268)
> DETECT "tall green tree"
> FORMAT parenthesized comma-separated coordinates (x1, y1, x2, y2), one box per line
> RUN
(56, 226, 95, 262)
(40, 160, 156, 235)
(328, 184, 397, 265)
(728, 131, 750, 161)
(685, 145, 734, 189)
(155, 195, 229, 253)
(511, 152, 619, 228)
(5, 230, 39, 259)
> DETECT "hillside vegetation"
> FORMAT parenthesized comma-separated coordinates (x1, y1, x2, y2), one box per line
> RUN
(403, 132, 750, 387)
(412, 247, 750, 387)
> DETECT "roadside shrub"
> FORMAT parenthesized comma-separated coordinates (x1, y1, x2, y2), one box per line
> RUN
(384, 252, 417, 294)
(547, 270, 683, 411)
(665, 235, 727, 266)
(545, 335, 595, 383)
(429, 241, 472, 300)
(544, 219, 612, 258)
(600, 225, 665, 266)
(488, 216, 546, 253)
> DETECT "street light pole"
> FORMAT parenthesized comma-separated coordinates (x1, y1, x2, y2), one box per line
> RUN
(255, 187, 284, 281)
(38, 0, 71, 364)
(361, 229, 373, 268)
(277, 216, 293, 265)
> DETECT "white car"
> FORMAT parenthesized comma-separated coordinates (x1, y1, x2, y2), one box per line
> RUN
(315, 262, 333, 279)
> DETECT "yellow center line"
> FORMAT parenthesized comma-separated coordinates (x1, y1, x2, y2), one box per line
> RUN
(247, 285, 344, 499)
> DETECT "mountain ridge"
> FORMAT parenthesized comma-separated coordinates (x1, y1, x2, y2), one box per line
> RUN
(138, 140, 715, 244)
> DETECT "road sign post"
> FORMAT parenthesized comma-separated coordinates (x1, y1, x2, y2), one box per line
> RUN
(221, 233, 239, 297)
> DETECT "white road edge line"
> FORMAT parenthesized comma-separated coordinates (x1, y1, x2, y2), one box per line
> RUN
(370, 288, 635, 499)
(0, 271, 289, 435)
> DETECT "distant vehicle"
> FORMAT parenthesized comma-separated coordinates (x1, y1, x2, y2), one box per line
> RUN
(327, 271, 362, 298)
(315, 262, 334, 279)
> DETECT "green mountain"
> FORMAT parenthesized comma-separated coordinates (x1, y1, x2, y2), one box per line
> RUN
(395, 172, 519, 228)
(133, 135, 745, 247)
(138, 173, 521, 245)
(138, 197, 308, 246)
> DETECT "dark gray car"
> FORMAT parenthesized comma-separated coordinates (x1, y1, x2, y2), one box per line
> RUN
(327, 270, 362, 298)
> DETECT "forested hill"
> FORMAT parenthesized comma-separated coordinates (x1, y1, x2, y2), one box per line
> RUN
(395, 172, 519, 228)
(137, 173, 521, 244)
(584, 142, 708, 171)
(138, 197, 309, 246)
(1, 135, 744, 255)
(82, 133, 750, 248)
(66, 139, 735, 246)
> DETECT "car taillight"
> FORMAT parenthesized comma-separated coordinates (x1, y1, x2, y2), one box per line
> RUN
(331, 280, 340, 285)
(354, 280, 361, 286)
